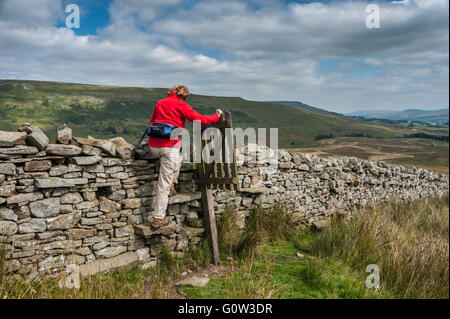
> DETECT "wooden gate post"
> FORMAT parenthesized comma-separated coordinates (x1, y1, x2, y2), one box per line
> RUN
(200, 178, 220, 265)
(199, 111, 238, 265)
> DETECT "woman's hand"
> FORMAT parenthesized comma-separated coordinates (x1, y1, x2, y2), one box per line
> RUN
(216, 109, 223, 118)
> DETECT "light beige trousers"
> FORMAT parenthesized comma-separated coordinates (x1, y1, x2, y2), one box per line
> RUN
(149, 146, 183, 220)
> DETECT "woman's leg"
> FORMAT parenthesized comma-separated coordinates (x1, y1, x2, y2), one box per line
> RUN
(170, 149, 184, 195)
(153, 147, 183, 221)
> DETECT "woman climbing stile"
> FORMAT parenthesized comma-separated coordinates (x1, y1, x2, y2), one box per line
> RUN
(147, 85, 222, 228)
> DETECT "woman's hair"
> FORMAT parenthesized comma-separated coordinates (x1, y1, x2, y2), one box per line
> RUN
(167, 85, 190, 100)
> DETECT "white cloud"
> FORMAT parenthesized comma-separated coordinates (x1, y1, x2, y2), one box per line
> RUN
(0, 0, 448, 113)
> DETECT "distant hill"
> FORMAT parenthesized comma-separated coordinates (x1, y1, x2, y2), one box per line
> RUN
(0, 79, 413, 148)
(271, 101, 343, 116)
(347, 108, 449, 124)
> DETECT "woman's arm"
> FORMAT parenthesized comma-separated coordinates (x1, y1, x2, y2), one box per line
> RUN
(180, 102, 221, 124)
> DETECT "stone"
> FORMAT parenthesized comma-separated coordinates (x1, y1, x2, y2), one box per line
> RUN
(35, 177, 88, 188)
(14, 206, 30, 219)
(83, 191, 97, 201)
(93, 242, 109, 251)
(185, 210, 199, 222)
(187, 219, 203, 228)
(94, 245, 127, 258)
(115, 225, 134, 238)
(41, 239, 81, 251)
(4, 260, 20, 273)
(298, 164, 310, 171)
(133, 224, 176, 237)
(73, 136, 97, 146)
(26, 126, 49, 151)
(93, 140, 116, 156)
(100, 158, 132, 167)
(7, 192, 43, 204)
(71, 156, 102, 166)
(24, 160, 52, 172)
(79, 251, 138, 277)
(312, 218, 331, 231)
(109, 137, 134, 159)
(37, 230, 63, 240)
(107, 190, 126, 201)
(47, 211, 81, 230)
(83, 235, 109, 245)
(60, 192, 83, 204)
(0, 184, 15, 197)
(18, 219, 46, 233)
(312, 164, 324, 172)
(80, 217, 103, 226)
(29, 198, 60, 218)
(82, 145, 102, 156)
(38, 255, 65, 272)
(68, 164, 82, 172)
(176, 276, 209, 287)
(0, 131, 27, 147)
(66, 228, 97, 240)
(76, 200, 99, 211)
(0, 145, 39, 155)
(135, 248, 150, 261)
(0, 163, 16, 175)
(121, 198, 141, 209)
(184, 227, 205, 239)
(110, 172, 129, 179)
(0, 207, 18, 221)
(46, 144, 82, 156)
(99, 196, 121, 213)
(77, 247, 92, 256)
(279, 162, 293, 169)
(56, 124, 72, 144)
(168, 192, 202, 204)
(239, 187, 267, 194)
(0, 220, 18, 235)
(17, 179, 34, 187)
(49, 165, 68, 176)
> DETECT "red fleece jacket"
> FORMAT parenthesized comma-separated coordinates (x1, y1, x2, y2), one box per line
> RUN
(148, 93, 220, 147)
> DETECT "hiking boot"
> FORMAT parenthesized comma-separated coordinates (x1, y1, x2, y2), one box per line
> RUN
(151, 218, 169, 228)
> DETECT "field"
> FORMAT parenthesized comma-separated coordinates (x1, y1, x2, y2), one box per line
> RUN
(290, 136, 449, 173)
(2, 194, 448, 299)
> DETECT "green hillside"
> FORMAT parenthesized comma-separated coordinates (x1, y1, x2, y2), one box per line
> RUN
(0, 80, 409, 148)
(272, 100, 344, 117)
(348, 108, 449, 124)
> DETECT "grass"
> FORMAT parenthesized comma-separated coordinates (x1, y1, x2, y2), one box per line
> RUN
(0, 241, 211, 299)
(181, 193, 449, 299)
(312, 194, 449, 299)
(181, 241, 389, 299)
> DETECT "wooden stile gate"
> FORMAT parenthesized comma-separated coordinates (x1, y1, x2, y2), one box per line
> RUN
(198, 111, 238, 264)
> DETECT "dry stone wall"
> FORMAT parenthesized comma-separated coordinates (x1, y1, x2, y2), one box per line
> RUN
(0, 124, 204, 278)
(214, 145, 449, 229)
(1, 126, 448, 278)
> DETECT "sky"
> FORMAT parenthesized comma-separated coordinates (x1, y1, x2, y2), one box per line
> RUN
(0, 0, 448, 113)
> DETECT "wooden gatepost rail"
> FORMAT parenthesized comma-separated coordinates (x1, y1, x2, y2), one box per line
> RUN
(198, 111, 239, 264)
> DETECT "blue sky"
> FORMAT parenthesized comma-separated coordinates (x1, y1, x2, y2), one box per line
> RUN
(0, 0, 448, 113)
